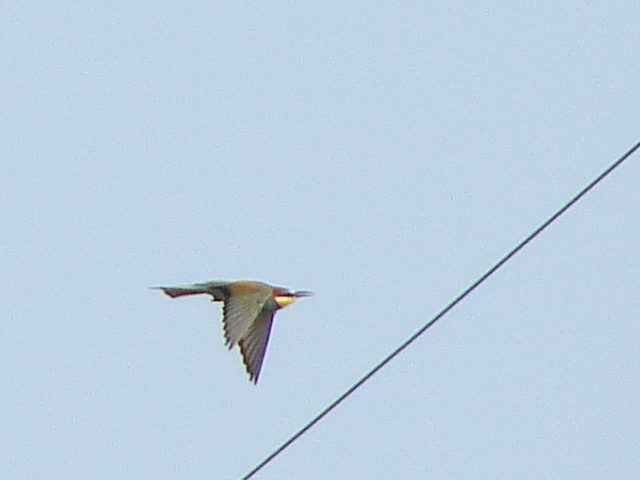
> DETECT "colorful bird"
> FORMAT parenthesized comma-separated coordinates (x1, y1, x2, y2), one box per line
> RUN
(153, 280, 313, 383)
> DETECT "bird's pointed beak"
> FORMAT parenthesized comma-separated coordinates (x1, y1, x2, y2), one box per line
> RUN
(293, 290, 314, 298)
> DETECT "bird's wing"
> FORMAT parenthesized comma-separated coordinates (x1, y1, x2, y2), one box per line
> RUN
(222, 287, 271, 348)
(238, 309, 275, 384)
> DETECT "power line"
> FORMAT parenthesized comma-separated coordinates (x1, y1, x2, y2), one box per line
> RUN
(240, 139, 640, 480)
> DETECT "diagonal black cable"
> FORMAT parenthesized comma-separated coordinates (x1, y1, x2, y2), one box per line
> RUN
(241, 139, 640, 480)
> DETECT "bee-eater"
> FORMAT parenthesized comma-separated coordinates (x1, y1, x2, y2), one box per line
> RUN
(153, 280, 313, 383)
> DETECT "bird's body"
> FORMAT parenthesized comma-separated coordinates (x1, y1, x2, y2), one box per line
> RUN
(153, 280, 312, 383)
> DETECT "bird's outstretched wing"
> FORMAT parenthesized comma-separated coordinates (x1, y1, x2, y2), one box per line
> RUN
(238, 310, 275, 384)
(222, 283, 271, 348)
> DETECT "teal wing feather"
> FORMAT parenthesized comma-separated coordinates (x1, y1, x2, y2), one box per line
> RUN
(238, 310, 275, 383)
(222, 288, 271, 348)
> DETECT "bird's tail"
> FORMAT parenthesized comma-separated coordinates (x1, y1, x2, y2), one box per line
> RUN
(151, 285, 208, 298)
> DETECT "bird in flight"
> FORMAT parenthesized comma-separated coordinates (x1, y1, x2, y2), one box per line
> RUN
(153, 280, 313, 383)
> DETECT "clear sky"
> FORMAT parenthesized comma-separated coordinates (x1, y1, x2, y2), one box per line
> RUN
(2, 2, 639, 479)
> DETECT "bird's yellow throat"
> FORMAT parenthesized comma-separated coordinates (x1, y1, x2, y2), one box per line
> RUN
(274, 295, 296, 308)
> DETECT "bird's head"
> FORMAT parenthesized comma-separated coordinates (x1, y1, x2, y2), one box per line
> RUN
(273, 288, 314, 308)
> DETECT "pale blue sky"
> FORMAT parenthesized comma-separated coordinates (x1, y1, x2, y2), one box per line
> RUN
(2, 2, 639, 479)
